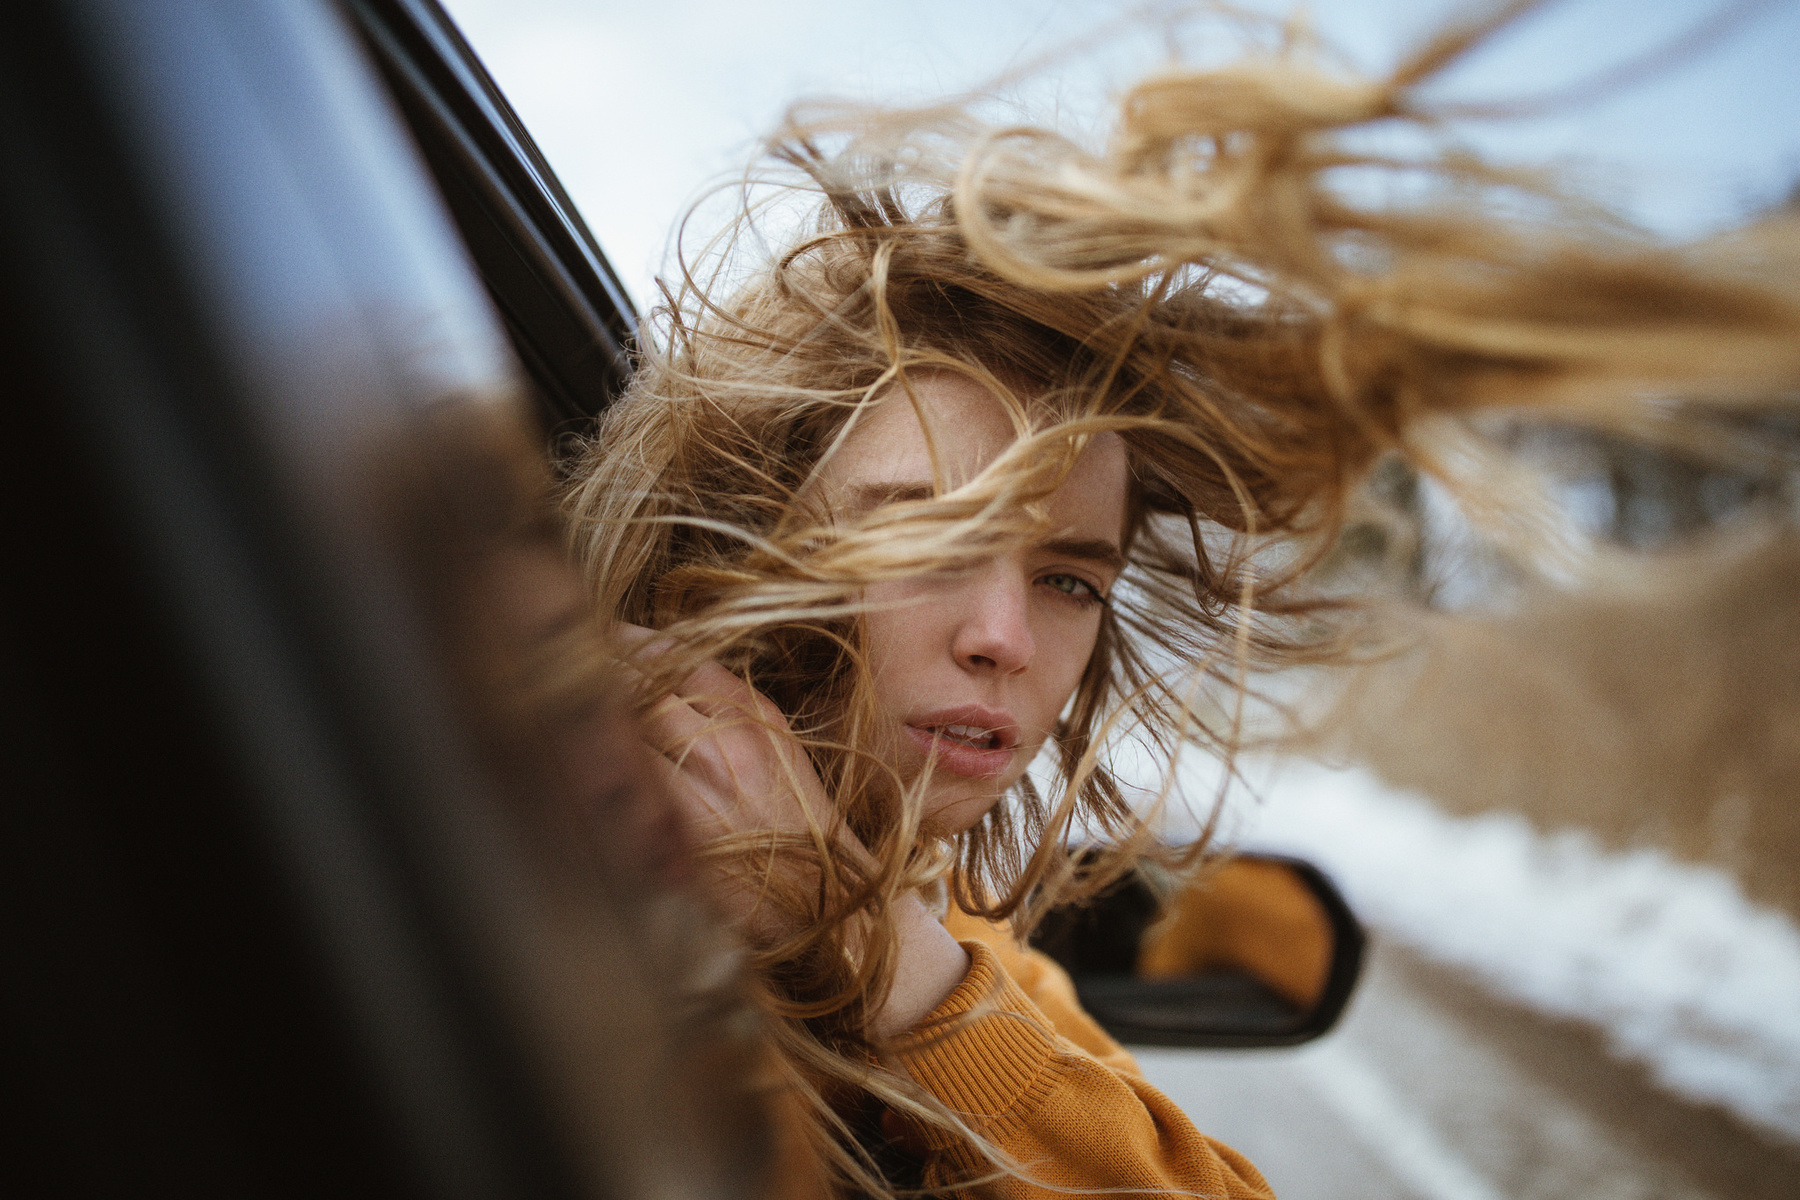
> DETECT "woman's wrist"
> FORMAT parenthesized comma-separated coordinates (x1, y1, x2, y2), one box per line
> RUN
(867, 892, 971, 1040)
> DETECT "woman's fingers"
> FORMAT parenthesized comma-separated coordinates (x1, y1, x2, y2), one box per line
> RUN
(638, 691, 705, 760)
(615, 623, 827, 842)
(615, 626, 839, 943)
(613, 621, 670, 652)
(615, 623, 782, 726)
(638, 683, 771, 766)
(667, 659, 773, 724)
(638, 689, 820, 832)
(642, 744, 731, 835)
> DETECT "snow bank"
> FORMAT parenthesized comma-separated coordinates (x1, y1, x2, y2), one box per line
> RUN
(1220, 758, 1800, 1143)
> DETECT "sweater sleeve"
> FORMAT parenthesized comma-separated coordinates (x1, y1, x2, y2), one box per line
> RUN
(890, 929, 1275, 1199)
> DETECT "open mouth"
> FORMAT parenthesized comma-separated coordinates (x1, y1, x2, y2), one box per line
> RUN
(904, 717, 1015, 779)
(928, 723, 1002, 750)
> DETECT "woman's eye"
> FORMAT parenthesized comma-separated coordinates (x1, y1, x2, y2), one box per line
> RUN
(1039, 572, 1104, 605)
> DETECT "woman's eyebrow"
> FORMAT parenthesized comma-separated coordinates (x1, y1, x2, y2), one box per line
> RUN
(845, 481, 936, 513)
(845, 485, 1124, 569)
(1038, 536, 1126, 573)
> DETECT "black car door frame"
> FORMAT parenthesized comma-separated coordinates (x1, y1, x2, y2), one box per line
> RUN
(0, 2, 714, 1196)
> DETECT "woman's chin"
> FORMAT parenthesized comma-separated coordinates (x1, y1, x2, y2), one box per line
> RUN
(921, 788, 1004, 836)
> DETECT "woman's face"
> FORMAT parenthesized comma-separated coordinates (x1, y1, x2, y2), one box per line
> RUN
(816, 371, 1129, 834)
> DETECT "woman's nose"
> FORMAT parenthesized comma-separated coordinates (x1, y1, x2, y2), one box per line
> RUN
(950, 561, 1034, 674)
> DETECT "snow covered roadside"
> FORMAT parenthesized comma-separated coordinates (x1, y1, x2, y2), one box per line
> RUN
(1211, 757, 1800, 1145)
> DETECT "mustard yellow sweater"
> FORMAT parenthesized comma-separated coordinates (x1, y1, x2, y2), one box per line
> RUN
(888, 909, 1276, 1199)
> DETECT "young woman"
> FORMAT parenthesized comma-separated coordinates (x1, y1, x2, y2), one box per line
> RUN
(561, 8, 1800, 1195)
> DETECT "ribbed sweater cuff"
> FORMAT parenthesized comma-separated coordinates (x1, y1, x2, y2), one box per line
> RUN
(891, 940, 1058, 1122)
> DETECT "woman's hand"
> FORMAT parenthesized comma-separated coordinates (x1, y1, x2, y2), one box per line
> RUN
(618, 623, 969, 1038)
(619, 623, 832, 852)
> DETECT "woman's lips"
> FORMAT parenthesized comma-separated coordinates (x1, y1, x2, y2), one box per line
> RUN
(904, 720, 1017, 780)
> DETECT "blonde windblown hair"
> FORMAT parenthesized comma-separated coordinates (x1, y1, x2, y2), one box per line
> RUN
(560, 4, 1800, 1192)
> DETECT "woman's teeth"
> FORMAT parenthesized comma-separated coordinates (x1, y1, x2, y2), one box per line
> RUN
(935, 724, 996, 748)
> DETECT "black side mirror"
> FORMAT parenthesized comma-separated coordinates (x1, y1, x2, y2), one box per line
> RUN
(1031, 853, 1365, 1049)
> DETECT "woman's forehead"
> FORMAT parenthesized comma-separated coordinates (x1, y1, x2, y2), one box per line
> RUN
(823, 371, 1120, 485)
(815, 370, 1130, 538)
(824, 372, 1019, 488)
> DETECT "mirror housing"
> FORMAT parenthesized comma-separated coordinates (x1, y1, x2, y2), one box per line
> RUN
(1032, 853, 1365, 1049)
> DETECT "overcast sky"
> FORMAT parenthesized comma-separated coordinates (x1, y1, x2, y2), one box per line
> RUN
(438, 0, 1800, 313)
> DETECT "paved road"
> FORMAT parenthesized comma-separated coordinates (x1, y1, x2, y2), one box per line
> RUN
(1135, 941, 1800, 1200)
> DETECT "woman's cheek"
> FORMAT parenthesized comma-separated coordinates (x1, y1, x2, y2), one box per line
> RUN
(860, 579, 932, 673)
(1033, 606, 1103, 707)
